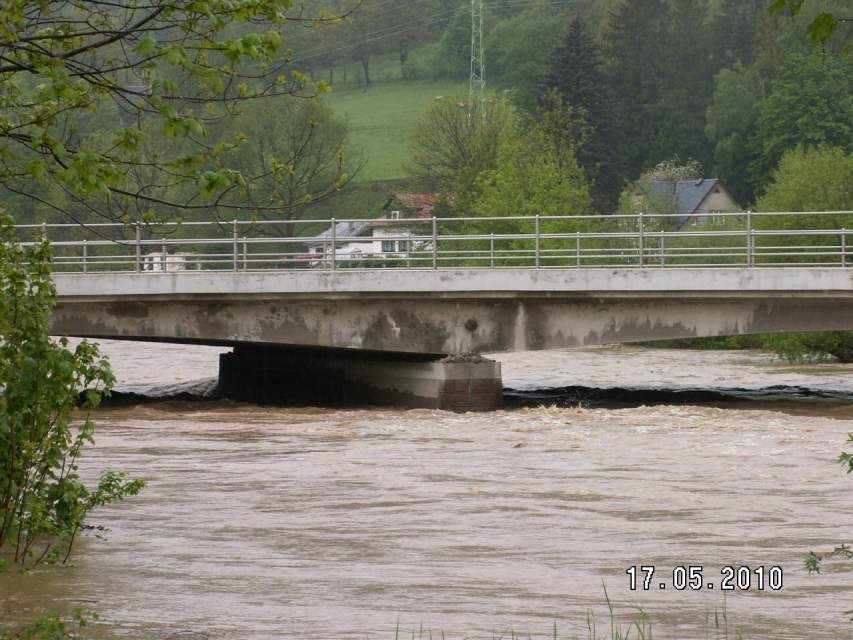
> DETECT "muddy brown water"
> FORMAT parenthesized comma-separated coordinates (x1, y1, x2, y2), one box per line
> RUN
(1, 342, 852, 639)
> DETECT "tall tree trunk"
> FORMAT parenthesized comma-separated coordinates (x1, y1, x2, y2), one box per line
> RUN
(399, 44, 409, 74)
(360, 55, 371, 87)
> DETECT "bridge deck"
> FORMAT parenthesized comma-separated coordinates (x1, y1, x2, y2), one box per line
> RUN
(54, 267, 853, 301)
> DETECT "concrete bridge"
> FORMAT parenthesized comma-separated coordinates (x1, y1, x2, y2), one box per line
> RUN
(52, 267, 853, 411)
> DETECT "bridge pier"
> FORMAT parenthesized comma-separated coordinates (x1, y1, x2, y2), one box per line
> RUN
(217, 345, 503, 412)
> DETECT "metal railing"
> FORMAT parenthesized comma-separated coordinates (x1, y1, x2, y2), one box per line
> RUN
(12, 211, 853, 273)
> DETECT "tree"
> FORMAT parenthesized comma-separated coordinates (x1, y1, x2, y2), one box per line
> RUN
(220, 97, 363, 231)
(757, 145, 852, 213)
(539, 16, 624, 211)
(0, 217, 144, 569)
(769, 0, 852, 49)
(462, 121, 591, 267)
(434, 3, 475, 79)
(487, 2, 568, 113)
(706, 64, 766, 205)
(314, 0, 447, 87)
(474, 124, 591, 222)
(652, 0, 716, 169)
(405, 97, 515, 212)
(752, 52, 853, 189)
(754, 146, 853, 363)
(710, 0, 763, 67)
(603, 0, 671, 180)
(0, 1, 353, 224)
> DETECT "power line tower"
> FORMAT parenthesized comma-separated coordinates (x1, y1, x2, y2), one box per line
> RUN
(468, 0, 485, 119)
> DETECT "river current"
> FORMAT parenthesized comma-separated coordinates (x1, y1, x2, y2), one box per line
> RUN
(2, 342, 852, 639)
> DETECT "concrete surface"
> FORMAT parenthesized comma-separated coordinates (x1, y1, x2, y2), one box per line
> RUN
(217, 345, 503, 411)
(52, 268, 853, 355)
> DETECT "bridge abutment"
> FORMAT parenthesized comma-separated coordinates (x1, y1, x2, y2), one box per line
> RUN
(217, 345, 503, 412)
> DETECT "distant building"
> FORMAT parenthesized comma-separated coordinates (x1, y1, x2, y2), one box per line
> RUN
(383, 192, 439, 219)
(649, 179, 740, 226)
(298, 193, 437, 266)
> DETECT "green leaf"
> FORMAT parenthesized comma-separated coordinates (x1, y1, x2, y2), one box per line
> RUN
(133, 36, 157, 56)
(768, 0, 788, 15)
(809, 13, 839, 46)
(25, 159, 46, 182)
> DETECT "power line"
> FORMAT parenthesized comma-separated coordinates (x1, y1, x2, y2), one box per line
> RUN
(291, 0, 575, 66)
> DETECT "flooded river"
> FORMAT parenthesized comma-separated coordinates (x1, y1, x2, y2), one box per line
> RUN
(2, 342, 852, 639)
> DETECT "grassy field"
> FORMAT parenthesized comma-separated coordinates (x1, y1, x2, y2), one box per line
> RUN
(323, 78, 468, 182)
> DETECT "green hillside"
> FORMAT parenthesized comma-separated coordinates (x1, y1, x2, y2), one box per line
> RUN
(323, 79, 468, 182)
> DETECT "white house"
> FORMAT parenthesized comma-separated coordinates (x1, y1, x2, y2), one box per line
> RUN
(299, 193, 438, 266)
(301, 215, 430, 265)
(142, 251, 199, 272)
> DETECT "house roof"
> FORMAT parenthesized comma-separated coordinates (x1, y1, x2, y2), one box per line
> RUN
(649, 179, 722, 217)
(307, 220, 371, 243)
(385, 192, 438, 217)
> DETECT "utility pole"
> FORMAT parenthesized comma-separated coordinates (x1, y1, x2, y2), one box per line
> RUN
(469, 0, 485, 120)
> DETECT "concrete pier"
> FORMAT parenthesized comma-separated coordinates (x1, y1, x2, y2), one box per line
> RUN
(217, 346, 503, 412)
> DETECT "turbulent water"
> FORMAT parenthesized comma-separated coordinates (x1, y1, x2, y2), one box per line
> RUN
(2, 342, 852, 639)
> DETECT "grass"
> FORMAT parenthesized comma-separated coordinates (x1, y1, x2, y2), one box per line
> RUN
(323, 77, 468, 182)
(4, 601, 753, 640)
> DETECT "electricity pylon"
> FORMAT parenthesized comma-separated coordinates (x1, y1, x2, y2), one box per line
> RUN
(469, 0, 485, 120)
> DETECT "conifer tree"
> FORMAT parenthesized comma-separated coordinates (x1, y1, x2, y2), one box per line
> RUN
(540, 17, 624, 211)
(653, 0, 716, 169)
(603, 0, 671, 181)
(710, 0, 763, 68)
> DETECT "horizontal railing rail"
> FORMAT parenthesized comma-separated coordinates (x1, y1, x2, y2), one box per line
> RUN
(11, 211, 853, 273)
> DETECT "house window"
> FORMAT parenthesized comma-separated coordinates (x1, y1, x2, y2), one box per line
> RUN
(397, 240, 409, 253)
(382, 240, 395, 253)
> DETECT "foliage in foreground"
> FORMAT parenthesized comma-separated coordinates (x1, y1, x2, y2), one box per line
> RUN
(0, 218, 144, 569)
(0, 610, 95, 640)
(0, 0, 353, 223)
(805, 433, 853, 620)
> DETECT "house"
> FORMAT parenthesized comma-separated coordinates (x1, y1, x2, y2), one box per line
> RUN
(300, 193, 437, 265)
(383, 192, 439, 219)
(142, 251, 198, 272)
(304, 220, 373, 262)
(648, 179, 740, 226)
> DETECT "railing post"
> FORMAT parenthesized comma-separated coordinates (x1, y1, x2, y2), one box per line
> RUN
(232, 220, 238, 272)
(576, 231, 581, 268)
(746, 210, 753, 267)
(243, 236, 248, 271)
(842, 228, 847, 267)
(82, 239, 88, 273)
(330, 218, 336, 271)
(490, 233, 495, 268)
(432, 216, 437, 270)
(135, 223, 141, 273)
(161, 237, 167, 272)
(534, 214, 541, 268)
(660, 232, 665, 267)
(638, 212, 645, 267)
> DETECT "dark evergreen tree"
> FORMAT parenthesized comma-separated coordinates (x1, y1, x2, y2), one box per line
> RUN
(652, 0, 716, 169)
(710, 0, 763, 68)
(539, 16, 625, 211)
(603, 0, 671, 181)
